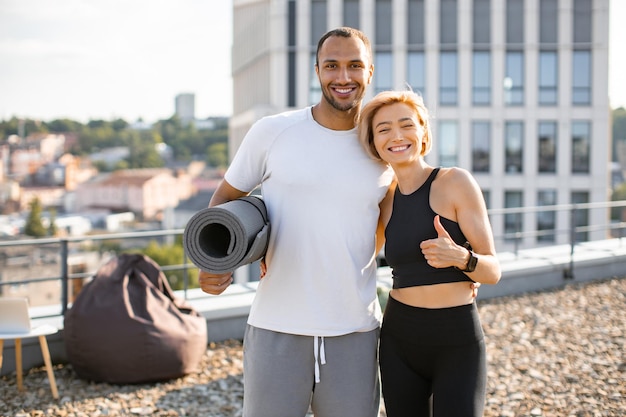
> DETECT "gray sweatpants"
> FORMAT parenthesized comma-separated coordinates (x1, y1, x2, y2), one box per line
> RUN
(242, 324, 381, 417)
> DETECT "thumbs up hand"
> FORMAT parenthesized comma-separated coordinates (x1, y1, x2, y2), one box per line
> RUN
(420, 215, 464, 269)
(434, 213, 452, 240)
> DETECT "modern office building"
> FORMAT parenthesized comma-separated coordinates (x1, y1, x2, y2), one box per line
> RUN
(230, 0, 611, 251)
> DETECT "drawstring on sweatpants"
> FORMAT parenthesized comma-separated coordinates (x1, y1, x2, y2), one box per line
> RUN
(313, 336, 326, 383)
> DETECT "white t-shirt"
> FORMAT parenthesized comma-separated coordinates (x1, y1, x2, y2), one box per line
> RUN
(225, 107, 394, 336)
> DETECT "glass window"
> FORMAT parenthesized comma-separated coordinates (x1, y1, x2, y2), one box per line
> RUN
(376, 0, 392, 45)
(505, 121, 523, 173)
(473, 51, 491, 105)
(572, 50, 591, 105)
(440, 0, 458, 45)
(343, 0, 360, 30)
(537, 189, 557, 242)
(506, 0, 524, 45)
(407, 51, 426, 98)
(440, 52, 458, 105)
(408, 0, 425, 45)
(375, 52, 393, 94)
(572, 121, 590, 174)
(288, 52, 296, 107)
(505, 51, 524, 105)
(504, 191, 523, 241)
(439, 121, 458, 167)
(288, 1, 296, 48)
(482, 190, 490, 209)
(287, 1, 297, 107)
(539, 0, 558, 44)
(538, 121, 557, 173)
(473, 0, 491, 45)
(571, 191, 589, 242)
(310, 0, 327, 46)
(309, 53, 321, 105)
(472, 121, 491, 172)
(573, 0, 592, 44)
(539, 51, 558, 105)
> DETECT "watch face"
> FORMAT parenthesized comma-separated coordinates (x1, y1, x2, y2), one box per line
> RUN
(466, 252, 478, 272)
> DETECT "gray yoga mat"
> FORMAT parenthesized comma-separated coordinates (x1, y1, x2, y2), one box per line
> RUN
(183, 195, 270, 274)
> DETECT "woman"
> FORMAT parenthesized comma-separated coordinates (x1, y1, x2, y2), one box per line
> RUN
(358, 90, 501, 416)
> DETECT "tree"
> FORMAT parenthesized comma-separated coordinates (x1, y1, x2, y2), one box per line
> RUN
(24, 198, 47, 237)
(140, 239, 198, 290)
(207, 142, 228, 168)
(45, 118, 82, 133)
(611, 183, 626, 221)
(126, 131, 164, 168)
(48, 208, 58, 236)
(613, 107, 626, 161)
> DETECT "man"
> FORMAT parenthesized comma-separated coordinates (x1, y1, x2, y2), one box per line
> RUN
(199, 27, 394, 417)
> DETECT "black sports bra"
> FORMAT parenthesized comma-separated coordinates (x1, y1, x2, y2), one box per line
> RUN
(384, 168, 474, 288)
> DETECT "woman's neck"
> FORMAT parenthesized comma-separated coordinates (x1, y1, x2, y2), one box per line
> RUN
(393, 160, 432, 195)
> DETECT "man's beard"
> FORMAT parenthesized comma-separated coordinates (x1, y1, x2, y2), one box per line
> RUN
(321, 88, 363, 112)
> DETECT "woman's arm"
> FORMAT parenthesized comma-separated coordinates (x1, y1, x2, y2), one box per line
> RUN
(423, 168, 501, 285)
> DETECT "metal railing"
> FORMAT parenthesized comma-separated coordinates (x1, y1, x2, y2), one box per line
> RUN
(1, 200, 625, 318)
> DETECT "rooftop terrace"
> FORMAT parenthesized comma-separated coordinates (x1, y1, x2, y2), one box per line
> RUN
(1, 238, 625, 416)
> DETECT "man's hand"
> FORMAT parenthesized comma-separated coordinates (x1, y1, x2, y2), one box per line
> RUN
(199, 270, 233, 295)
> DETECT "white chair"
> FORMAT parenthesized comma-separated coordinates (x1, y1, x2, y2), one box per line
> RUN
(0, 297, 59, 399)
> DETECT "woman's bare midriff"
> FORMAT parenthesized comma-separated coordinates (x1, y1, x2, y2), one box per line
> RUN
(390, 281, 475, 309)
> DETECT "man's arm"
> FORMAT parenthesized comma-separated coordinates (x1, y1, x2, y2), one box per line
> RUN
(198, 179, 249, 295)
(209, 179, 249, 207)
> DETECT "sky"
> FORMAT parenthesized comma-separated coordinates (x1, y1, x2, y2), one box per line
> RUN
(0, 0, 624, 124)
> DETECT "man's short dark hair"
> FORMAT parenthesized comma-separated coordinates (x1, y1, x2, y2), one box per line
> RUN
(315, 27, 372, 67)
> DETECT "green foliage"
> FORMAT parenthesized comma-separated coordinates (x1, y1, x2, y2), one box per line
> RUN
(0, 117, 48, 139)
(24, 197, 47, 237)
(45, 118, 83, 133)
(1, 109, 228, 174)
(140, 239, 199, 291)
(126, 130, 164, 168)
(1, 114, 228, 171)
(97, 240, 124, 254)
(208, 142, 228, 168)
(48, 208, 58, 236)
(613, 107, 626, 161)
(377, 286, 390, 311)
(154, 117, 228, 163)
(611, 183, 626, 221)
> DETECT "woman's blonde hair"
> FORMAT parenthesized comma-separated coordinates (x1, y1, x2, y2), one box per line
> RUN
(357, 89, 432, 162)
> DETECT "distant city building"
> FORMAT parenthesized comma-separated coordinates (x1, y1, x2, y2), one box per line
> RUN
(7, 133, 66, 181)
(89, 147, 130, 170)
(230, 0, 611, 252)
(175, 93, 196, 124)
(73, 168, 195, 221)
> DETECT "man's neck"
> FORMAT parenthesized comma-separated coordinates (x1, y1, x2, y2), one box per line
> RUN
(311, 102, 360, 131)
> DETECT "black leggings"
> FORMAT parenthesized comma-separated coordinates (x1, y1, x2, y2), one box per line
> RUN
(379, 296, 487, 417)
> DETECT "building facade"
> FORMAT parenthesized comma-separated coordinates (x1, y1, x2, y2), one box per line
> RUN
(230, 0, 610, 251)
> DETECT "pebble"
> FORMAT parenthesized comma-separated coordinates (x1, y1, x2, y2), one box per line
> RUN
(1, 277, 624, 416)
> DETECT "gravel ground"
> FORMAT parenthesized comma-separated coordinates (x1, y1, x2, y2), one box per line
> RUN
(2, 276, 624, 417)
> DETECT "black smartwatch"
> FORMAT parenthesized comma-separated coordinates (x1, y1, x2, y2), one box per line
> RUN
(456, 242, 478, 272)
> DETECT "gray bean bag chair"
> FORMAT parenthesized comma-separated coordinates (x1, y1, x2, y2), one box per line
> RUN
(64, 253, 207, 384)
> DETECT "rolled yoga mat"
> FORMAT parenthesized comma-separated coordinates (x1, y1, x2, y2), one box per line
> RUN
(183, 195, 270, 274)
